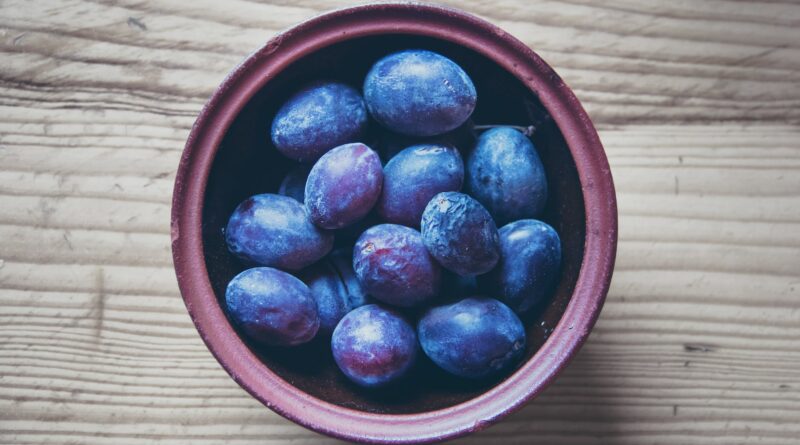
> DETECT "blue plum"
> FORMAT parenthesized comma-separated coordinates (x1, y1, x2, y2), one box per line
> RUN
(364, 50, 476, 137)
(305, 143, 383, 229)
(277, 164, 310, 203)
(421, 192, 499, 276)
(299, 250, 370, 335)
(225, 194, 333, 271)
(271, 81, 368, 162)
(465, 127, 548, 225)
(377, 143, 464, 227)
(331, 304, 418, 387)
(225, 267, 319, 346)
(353, 224, 441, 307)
(479, 219, 562, 315)
(418, 297, 525, 379)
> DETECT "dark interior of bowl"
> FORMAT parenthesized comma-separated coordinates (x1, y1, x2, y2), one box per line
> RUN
(202, 35, 585, 414)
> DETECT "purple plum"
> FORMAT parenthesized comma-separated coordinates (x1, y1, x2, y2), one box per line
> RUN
(377, 143, 464, 228)
(299, 250, 370, 336)
(331, 304, 418, 387)
(465, 127, 548, 225)
(305, 143, 383, 229)
(225, 194, 333, 271)
(418, 297, 525, 378)
(479, 219, 562, 315)
(421, 192, 499, 276)
(225, 267, 319, 346)
(364, 50, 476, 137)
(353, 224, 441, 307)
(271, 81, 368, 162)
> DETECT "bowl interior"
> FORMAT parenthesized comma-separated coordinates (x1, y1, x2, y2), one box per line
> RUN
(202, 34, 585, 414)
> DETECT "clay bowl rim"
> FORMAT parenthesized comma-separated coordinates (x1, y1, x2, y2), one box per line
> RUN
(171, 2, 618, 444)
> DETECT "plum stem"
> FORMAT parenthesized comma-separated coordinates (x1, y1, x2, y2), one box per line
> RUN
(473, 124, 537, 137)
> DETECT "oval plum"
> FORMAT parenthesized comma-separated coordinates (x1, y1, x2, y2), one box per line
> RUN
(364, 50, 476, 137)
(299, 250, 370, 336)
(418, 297, 525, 379)
(421, 192, 499, 276)
(353, 224, 441, 307)
(331, 304, 418, 387)
(465, 127, 548, 225)
(377, 143, 464, 228)
(225, 194, 333, 271)
(225, 267, 319, 346)
(271, 81, 368, 162)
(305, 143, 383, 230)
(479, 219, 562, 315)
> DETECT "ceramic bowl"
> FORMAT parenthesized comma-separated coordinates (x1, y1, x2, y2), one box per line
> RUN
(171, 3, 617, 443)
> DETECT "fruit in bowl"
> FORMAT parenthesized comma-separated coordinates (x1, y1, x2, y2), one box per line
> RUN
(220, 49, 564, 388)
(172, 4, 616, 443)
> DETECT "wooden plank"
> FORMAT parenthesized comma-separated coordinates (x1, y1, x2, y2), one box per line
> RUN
(1, 0, 799, 125)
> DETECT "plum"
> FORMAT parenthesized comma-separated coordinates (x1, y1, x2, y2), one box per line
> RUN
(377, 143, 464, 228)
(479, 219, 562, 315)
(225, 194, 333, 271)
(421, 192, 499, 276)
(299, 250, 370, 336)
(465, 127, 548, 225)
(305, 143, 383, 229)
(225, 267, 319, 346)
(353, 224, 441, 307)
(364, 50, 476, 137)
(331, 304, 418, 387)
(271, 81, 368, 162)
(418, 297, 525, 379)
(277, 164, 310, 203)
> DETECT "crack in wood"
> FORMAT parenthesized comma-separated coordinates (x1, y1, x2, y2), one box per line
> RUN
(683, 343, 717, 353)
(91, 267, 106, 343)
(126, 17, 148, 31)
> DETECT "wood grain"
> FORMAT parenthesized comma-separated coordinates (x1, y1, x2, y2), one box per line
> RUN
(1, 1, 799, 444)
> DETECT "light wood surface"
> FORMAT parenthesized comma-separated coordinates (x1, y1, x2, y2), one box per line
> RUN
(1, 1, 799, 444)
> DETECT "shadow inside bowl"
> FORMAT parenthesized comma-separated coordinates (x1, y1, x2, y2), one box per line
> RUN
(201, 34, 585, 414)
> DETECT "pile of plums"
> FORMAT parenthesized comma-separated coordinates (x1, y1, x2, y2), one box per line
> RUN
(224, 49, 562, 388)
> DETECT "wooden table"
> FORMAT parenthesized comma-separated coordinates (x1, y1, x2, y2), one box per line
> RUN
(2, 1, 798, 443)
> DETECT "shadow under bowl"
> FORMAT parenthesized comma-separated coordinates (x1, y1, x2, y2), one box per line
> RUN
(171, 3, 617, 444)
